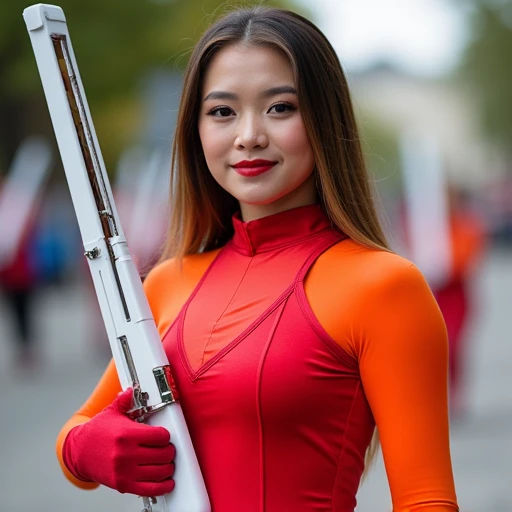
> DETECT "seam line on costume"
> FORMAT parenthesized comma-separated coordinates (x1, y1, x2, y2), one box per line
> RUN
(331, 381, 361, 510)
(200, 256, 253, 366)
(256, 299, 287, 512)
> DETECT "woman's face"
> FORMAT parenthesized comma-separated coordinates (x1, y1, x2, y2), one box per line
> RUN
(198, 44, 316, 221)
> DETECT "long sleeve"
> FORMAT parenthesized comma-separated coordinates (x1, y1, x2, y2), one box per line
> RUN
(306, 240, 458, 511)
(55, 252, 217, 489)
(55, 359, 120, 489)
(358, 264, 457, 510)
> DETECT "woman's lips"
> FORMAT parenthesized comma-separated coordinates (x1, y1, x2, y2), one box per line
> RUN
(232, 160, 277, 177)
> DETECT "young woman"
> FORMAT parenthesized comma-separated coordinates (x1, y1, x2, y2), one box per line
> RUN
(56, 7, 459, 511)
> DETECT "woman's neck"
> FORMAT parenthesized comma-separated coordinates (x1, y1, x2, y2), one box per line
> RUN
(239, 175, 318, 222)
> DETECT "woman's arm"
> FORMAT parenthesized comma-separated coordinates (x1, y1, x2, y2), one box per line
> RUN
(55, 252, 218, 489)
(357, 263, 458, 511)
(56, 359, 121, 489)
(306, 243, 458, 511)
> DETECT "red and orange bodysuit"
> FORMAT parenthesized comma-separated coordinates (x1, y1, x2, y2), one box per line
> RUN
(57, 204, 459, 511)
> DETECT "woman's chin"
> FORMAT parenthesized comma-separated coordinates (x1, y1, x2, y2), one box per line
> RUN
(230, 189, 283, 208)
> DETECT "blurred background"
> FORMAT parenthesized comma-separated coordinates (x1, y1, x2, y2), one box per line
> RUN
(0, 0, 511, 510)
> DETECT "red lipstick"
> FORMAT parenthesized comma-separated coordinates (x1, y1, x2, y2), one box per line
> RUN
(232, 159, 277, 177)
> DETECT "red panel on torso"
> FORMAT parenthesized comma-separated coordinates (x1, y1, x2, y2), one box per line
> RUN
(162, 205, 375, 511)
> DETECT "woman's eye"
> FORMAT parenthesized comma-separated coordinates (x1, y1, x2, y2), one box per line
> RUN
(207, 106, 234, 117)
(268, 102, 296, 114)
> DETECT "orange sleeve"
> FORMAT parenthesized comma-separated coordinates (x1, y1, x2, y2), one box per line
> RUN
(55, 252, 218, 489)
(306, 241, 458, 511)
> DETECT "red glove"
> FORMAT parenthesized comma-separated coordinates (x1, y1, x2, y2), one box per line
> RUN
(62, 388, 175, 497)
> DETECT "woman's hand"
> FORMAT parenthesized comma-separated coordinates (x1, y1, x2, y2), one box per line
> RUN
(62, 388, 176, 497)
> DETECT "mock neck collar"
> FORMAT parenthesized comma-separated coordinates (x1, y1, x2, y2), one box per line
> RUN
(230, 204, 332, 256)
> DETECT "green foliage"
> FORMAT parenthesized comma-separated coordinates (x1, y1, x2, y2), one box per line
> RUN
(360, 120, 400, 185)
(457, 1, 512, 152)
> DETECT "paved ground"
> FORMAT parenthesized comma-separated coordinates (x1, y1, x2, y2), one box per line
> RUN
(0, 248, 510, 512)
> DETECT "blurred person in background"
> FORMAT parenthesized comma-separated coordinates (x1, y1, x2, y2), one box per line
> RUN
(0, 137, 53, 370)
(54, 6, 458, 511)
(0, 181, 78, 370)
(31, 183, 80, 288)
(0, 164, 42, 370)
(0, 219, 39, 369)
(432, 186, 487, 419)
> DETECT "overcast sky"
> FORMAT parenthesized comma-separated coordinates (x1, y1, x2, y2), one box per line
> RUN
(297, 0, 470, 76)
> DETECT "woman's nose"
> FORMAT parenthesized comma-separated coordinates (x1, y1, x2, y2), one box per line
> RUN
(234, 115, 269, 149)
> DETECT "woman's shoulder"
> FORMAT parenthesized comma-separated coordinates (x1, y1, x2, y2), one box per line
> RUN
(306, 239, 436, 359)
(143, 249, 222, 324)
(144, 249, 222, 289)
(313, 238, 426, 292)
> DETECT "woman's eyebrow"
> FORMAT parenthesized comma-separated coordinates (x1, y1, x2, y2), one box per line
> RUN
(203, 91, 237, 102)
(203, 85, 297, 102)
(262, 85, 297, 98)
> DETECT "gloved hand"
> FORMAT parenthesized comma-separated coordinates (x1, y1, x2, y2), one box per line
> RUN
(62, 388, 176, 497)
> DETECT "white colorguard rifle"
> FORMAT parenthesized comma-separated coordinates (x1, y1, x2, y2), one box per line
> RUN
(22, 4, 210, 512)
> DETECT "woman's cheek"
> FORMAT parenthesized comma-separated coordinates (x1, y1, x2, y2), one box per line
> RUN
(202, 125, 232, 162)
(200, 128, 218, 163)
(273, 118, 310, 153)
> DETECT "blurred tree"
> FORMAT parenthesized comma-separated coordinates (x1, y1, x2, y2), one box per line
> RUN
(0, 0, 302, 172)
(457, 1, 512, 160)
(358, 116, 402, 244)
(360, 118, 401, 189)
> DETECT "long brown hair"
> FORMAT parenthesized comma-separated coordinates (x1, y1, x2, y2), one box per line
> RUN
(160, 6, 389, 261)
(160, 5, 386, 469)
